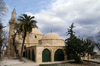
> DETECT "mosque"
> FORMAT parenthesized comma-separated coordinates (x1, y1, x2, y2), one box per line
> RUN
(7, 8, 67, 63)
(7, 8, 90, 63)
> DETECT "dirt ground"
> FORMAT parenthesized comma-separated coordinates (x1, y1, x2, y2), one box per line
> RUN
(40, 61, 100, 66)
(0, 57, 100, 66)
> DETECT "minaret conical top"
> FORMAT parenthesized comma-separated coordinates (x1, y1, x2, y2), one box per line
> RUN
(12, 8, 16, 14)
(10, 8, 16, 22)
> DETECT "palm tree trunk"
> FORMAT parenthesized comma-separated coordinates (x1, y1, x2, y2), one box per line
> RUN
(20, 31, 26, 61)
(12, 32, 20, 58)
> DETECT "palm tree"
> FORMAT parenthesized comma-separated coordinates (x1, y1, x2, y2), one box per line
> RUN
(12, 24, 22, 58)
(17, 14, 38, 60)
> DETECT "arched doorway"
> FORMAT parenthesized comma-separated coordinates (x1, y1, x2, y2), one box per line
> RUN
(28, 50, 30, 59)
(26, 50, 27, 58)
(54, 49, 64, 61)
(23, 52, 25, 57)
(42, 49, 51, 62)
(32, 49, 35, 61)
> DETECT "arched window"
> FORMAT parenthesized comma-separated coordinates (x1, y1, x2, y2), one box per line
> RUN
(54, 49, 64, 61)
(13, 19, 15, 22)
(42, 49, 51, 62)
(35, 35, 37, 38)
(24, 46, 26, 49)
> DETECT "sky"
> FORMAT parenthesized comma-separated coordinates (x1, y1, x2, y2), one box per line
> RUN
(3, 0, 100, 41)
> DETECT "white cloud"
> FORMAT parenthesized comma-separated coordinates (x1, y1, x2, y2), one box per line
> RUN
(25, 0, 100, 39)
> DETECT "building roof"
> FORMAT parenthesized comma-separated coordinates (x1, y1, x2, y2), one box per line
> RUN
(42, 33, 62, 40)
(12, 8, 16, 13)
(32, 28, 43, 35)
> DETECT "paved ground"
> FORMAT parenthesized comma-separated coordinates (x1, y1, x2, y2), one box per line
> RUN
(0, 57, 24, 66)
(14, 57, 39, 66)
(90, 59, 100, 63)
(0, 57, 39, 66)
(0, 57, 100, 66)
(0, 57, 73, 66)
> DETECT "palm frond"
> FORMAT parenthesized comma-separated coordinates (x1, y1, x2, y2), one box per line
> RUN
(17, 14, 38, 34)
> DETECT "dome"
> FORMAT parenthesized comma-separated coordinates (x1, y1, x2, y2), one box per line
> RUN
(42, 33, 62, 40)
(32, 28, 42, 35)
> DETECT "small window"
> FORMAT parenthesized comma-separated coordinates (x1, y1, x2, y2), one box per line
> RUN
(13, 19, 15, 22)
(24, 46, 26, 49)
(35, 35, 37, 38)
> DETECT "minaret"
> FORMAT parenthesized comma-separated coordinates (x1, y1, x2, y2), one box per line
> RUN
(11, 8, 16, 22)
(7, 8, 17, 57)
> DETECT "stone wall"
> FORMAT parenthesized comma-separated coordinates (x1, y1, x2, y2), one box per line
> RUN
(39, 39, 65, 46)
(26, 46, 67, 63)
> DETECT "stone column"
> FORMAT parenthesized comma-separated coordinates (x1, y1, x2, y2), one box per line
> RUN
(51, 49, 54, 62)
(35, 46, 42, 63)
(64, 50, 67, 61)
(64, 55, 67, 61)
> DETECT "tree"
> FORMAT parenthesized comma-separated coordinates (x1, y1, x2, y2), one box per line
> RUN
(11, 24, 25, 59)
(12, 30, 20, 58)
(0, 23, 3, 57)
(0, 0, 8, 22)
(84, 36, 96, 59)
(95, 31, 100, 50)
(85, 36, 94, 43)
(0, 23, 8, 57)
(96, 31, 100, 42)
(0, 0, 8, 58)
(65, 23, 83, 63)
(17, 14, 38, 60)
(65, 23, 94, 63)
(2, 31, 8, 56)
(83, 39, 94, 59)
